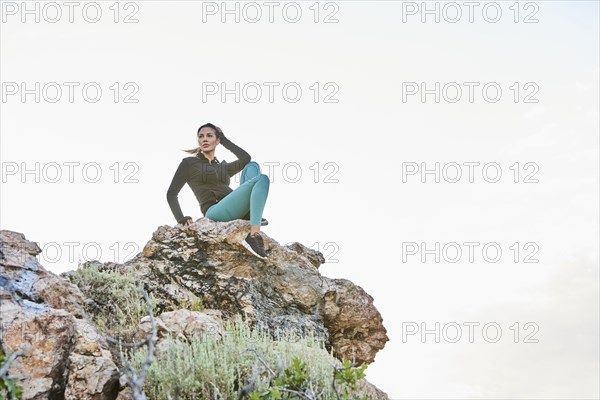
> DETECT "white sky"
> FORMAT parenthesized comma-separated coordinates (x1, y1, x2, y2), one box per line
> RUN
(1, 1, 599, 399)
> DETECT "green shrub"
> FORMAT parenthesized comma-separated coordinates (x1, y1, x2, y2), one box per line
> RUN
(127, 315, 369, 399)
(71, 263, 157, 339)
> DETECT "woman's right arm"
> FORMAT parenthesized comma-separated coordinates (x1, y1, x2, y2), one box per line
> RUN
(166, 158, 192, 225)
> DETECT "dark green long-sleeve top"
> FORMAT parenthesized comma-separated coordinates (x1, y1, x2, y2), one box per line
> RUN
(166, 137, 251, 223)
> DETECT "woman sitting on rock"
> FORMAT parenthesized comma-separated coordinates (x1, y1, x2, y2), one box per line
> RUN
(166, 123, 270, 259)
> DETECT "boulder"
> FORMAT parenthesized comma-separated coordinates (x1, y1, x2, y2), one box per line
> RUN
(1, 230, 120, 400)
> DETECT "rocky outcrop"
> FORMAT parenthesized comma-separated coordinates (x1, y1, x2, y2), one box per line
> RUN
(1, 221, 389, 399)
(122, 218, 388, 365)
(0, 230, 120, 400)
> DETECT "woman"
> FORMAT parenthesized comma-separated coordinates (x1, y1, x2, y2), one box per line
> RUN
(166, 123, 270, 258)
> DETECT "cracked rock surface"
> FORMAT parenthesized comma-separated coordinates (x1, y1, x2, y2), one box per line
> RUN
(0, 221, 389, 399)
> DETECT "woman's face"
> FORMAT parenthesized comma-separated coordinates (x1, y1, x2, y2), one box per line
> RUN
(198, 127, 220, 153)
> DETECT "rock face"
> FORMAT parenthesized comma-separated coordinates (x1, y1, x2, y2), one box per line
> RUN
(0, 230, 120, 400)
(134, 309, 224, 356)
(0, 221, 389, 399)
(128, 218, 389, 365)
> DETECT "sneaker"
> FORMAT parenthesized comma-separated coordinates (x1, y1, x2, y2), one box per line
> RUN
(242, 232, 268, 259)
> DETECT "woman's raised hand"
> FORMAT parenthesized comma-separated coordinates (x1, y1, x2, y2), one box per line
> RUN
(216, 126, 229, 142)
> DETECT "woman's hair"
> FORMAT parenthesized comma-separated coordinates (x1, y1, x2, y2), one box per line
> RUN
(183, 122, 222, 155)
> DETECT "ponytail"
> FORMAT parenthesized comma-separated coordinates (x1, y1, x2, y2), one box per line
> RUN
(183, 146, 201, 155)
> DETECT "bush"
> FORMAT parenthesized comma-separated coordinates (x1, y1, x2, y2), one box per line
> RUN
(127, 315, 369, 399)
(71, 262, 156, 340)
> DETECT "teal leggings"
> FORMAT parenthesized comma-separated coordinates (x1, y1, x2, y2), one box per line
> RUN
(206, 161, 270, 226)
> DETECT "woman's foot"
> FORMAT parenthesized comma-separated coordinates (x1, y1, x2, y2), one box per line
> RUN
(242, 232, 268, 259)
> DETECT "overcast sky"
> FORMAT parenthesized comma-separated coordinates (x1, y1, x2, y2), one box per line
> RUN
(1, 1, 599, 398)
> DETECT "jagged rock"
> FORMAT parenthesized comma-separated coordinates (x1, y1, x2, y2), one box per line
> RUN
(1, 291, 75, 399)
(321, 279, 391, 366)
(357, 379, 390, 399)
(0, 230, 87, 318)
(64, 319, 120, 399)
(0, 230, 120, 400)
(285, 242, 326, 269)
(134, 309, 223, 354)
(1, 222, 390, 399)
(100, 218, 389, 366)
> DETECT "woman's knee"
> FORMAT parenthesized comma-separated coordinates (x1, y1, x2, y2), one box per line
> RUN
(245, 173, 270, 186)
(241, 161, 261, 183)
(243, 161, 261, 174)
(258, 174, 270, 185)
